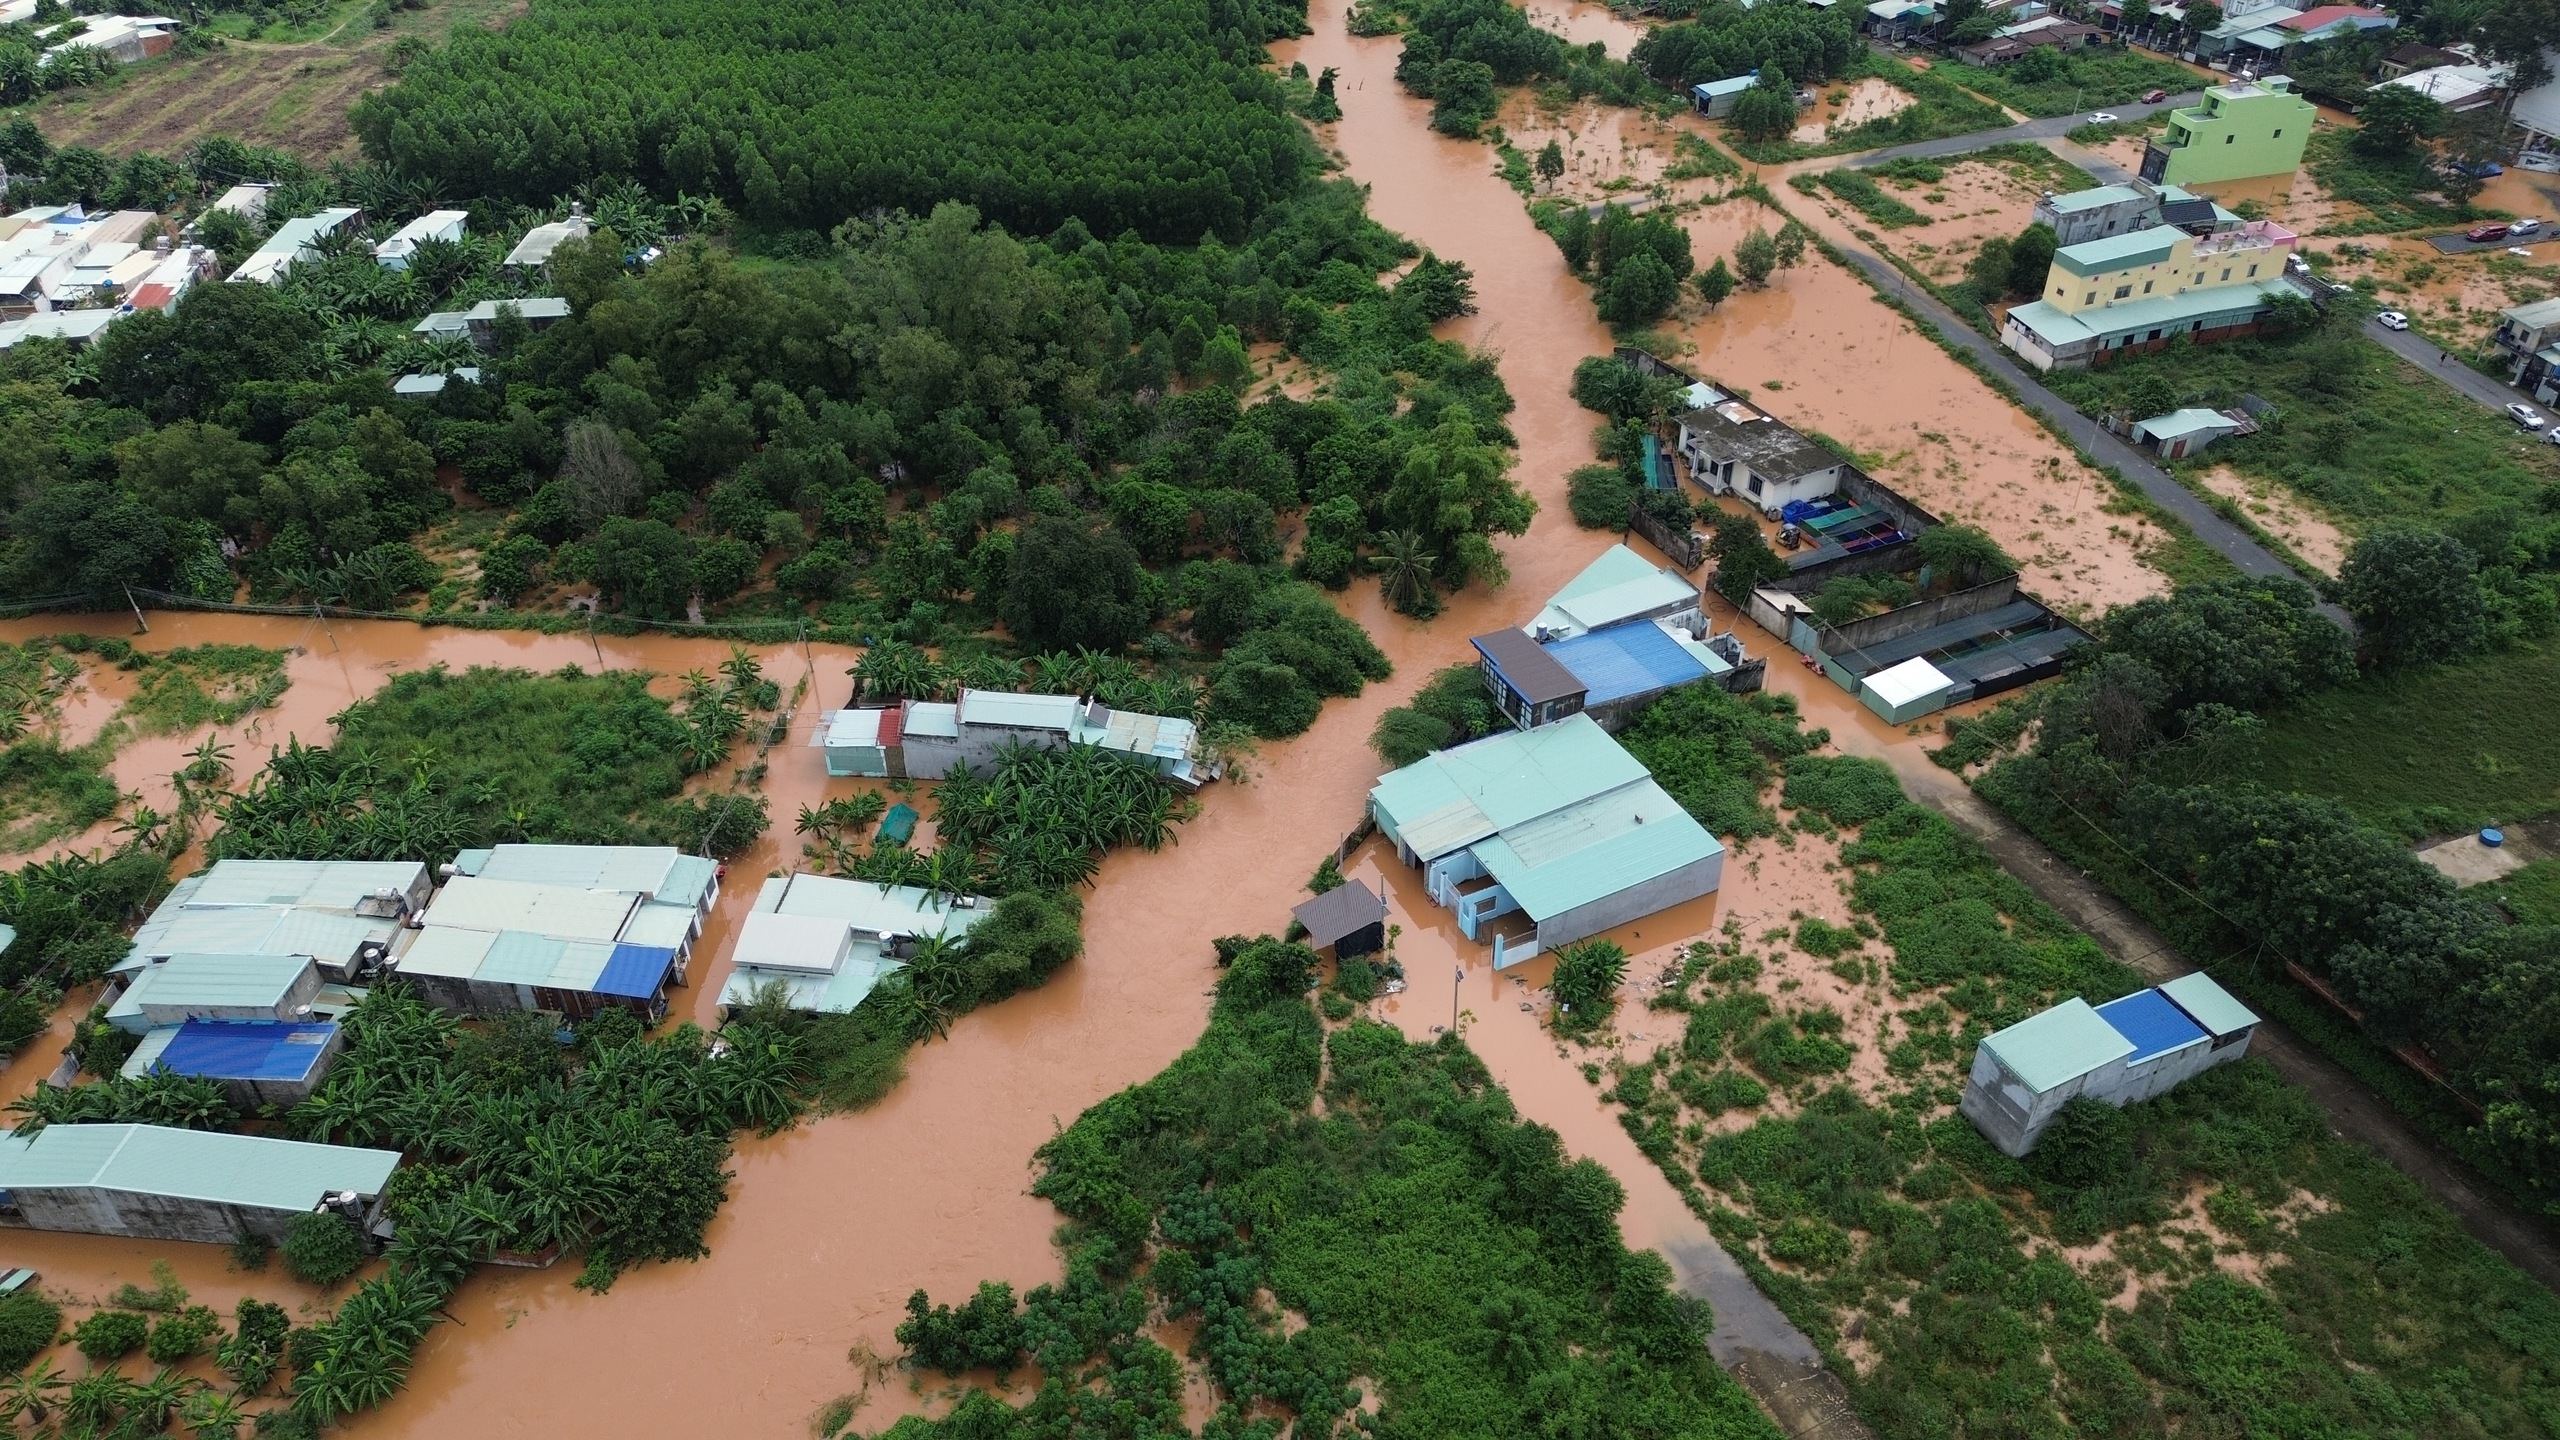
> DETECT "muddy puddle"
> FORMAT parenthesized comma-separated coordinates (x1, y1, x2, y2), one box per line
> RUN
(0, 2, 2126, 1432)
(1515, 0, 1647, 57)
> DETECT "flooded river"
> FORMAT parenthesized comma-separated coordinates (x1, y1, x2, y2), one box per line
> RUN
(0, 0, 2017, 1430)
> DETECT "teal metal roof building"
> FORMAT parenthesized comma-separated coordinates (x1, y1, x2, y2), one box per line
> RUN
(718, 873, 993, 1014)
(1369, 713, 1722, 966)
(0, 1123, 400, 1245)
(1962, 973, 2259, 1156)
(401, 844, 720, 1022)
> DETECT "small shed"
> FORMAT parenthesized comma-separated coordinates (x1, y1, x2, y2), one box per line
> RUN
(2131, 407, 2243, 459)
(1859, 656, 1957, 724)
(0, 1123, 400, 1245)
(1692, 73, 1758, 118)
(107, 953, 322, 1035)
(1292, 880, 1387, 959)
(877, 803, 919, 847)
(1962, 974, 2260, 1155)
(1471, 628, 1588, 730)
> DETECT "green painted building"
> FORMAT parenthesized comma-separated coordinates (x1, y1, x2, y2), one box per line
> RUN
(2139, 76, 2317, 186)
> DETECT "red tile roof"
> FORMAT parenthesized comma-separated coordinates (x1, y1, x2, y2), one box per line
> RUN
(126, 283, 176, 311)
(876, 703, 902, 749)
(2279, 5, 2387, 30)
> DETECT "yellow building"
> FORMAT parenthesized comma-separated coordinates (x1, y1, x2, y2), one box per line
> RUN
(2001, 219, 2300, 371)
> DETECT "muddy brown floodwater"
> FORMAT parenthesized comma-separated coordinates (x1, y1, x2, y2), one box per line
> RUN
(0, 4, 2054, 1432)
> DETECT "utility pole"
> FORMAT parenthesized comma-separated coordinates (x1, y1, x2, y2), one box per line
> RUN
(122, 586, 148, 635)
(1452, 964, 1463, 1035)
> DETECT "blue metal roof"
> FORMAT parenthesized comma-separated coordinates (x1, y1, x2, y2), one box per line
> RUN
(2095, 989, 2208, 1061)
(592, 944, 676, 1000)
(1545, 621, 1715, 706)
(154, 1020, 335, 1082)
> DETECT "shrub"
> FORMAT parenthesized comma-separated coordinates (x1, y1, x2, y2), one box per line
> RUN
(0, 1288, 60, 1371)
(72, 1308, 146, 1362)
(145, 1304, 222, 1363)
(1551, 940, 1631, 1026)
(895, 1280, 1026, 1377)
(281, 1211, 365, 1287)
(1566, 464, 1635, 529)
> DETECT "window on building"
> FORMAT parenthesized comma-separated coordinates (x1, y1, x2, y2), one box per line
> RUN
(2143, 281, 2153, 293)
(2085, 292, 2097, 304)
(2148, 329, 2162, 340)
(2273, 128, 2283, 137)
(2115, 285, 2133, 298)
(2220, 268, 2230, 281)
(2226, 134, 2236, 144)
(2247, 264, 2258, 276)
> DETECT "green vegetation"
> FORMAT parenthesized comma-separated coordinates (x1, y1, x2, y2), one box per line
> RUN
(874, 935, 1779, 1440)
(0, 1290, 59, 1374)
(2304, 122, 2484, 234)
(353, 0, 1314, 241)
(1954, 46, 2198, 118)
(281, 1212, 366, 1288)
(1619, 684, 1823, 842)
(1550, 938, 1632, 1034)
(114, 644, 290, 736)
(2484, 858, 2560, 926)
(1369, 663, 1500, 769)
(1794, 169, 1927, 229)
(856, 745, 1193, 896)
(2040, 324, 2560, 533)
(1532, 202, 1697, 327)
(1386, 0, 1649, 136)
(1597, 681, 2560, 1439)
(207, 665, 729, 864)
(1717, 54, 2008, 163)
(71, 1311, 146, 1365)
(0, 740, 119, 855)
(2235, 643, 2560, 836)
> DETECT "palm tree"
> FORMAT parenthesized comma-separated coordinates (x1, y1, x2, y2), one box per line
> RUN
(1373, 530, 1440, 616)
(719, 648, 764, 696)
(3, 1357, 65, 1425)
(128, 1365, 203, 1432)
(181, 1386, 249, 1439)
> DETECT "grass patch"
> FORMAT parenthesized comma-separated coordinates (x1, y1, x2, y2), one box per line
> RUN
(878, 937, 1782, 1440)
(2304, 127, 2484, 234)
(1727, 52, 2007, 163)
(2480, 856, 2560, 925)
(116, 644, 292, 737)
(1957, 49, 2199, 118)
(0, 740, 120, 853)
(1795, 169, 1928, 229)
(1619, 685, 1824, 842)
(2040, 328, 2560, 534)
(2235, 644, 2560, 835)
(1665, 131, 1741, 181)
(1962, 139, 2102, 192)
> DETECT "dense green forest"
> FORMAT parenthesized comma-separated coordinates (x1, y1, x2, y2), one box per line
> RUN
(349, 0, 1315, 242)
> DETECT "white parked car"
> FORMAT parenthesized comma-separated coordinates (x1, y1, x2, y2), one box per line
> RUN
(2376, 310, 2410, 330)
(2509, 402, 2548, 429)
(2514, 218, 2543, 234)
(2546, 423, 2560, 445)
(2087, 112, 2120, 124)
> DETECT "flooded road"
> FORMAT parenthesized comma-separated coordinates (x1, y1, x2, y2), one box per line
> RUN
(0, 5, 1977, 1434)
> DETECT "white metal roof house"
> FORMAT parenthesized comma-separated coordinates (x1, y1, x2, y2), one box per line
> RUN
(719, 873, 991, 1013)
(120, 859, 430, 981)
(818, 690, 1203, 785)
(2131, 407, 2247, 459)
(396, 845, 719, 1020)
(374, 209, 469, 269)
(0, 1124, 399, 1245)
(504, 211, 592, 268)
(227, 207, 362, 285)
(1369, 712, 1722, 967)
(1961, 972, 2259, 1155)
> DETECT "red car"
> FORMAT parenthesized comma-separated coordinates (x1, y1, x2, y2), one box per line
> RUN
(2141, 88, 2169, 103)
(2469, 223, 2513, 243)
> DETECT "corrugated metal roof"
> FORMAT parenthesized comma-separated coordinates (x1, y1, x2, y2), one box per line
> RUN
(424, 877, 640, 943)
(1864, 657, 1957, 709)
(733, 912, 856, 974)
(592, 944, 675, 999)
(2041, 184, 2144, 214)
(390, 926, 495, 979)
(474, 844, 680, 897)
(617, 902, 698, 950)
(152, 1021, 335, 1082)
(451, 848, 495, 876)
(185, 860, 425, 910)
(658, 856, 719, 911)
(2158, 972, 2258, 1037)
(115, 954, 308, 1013)
(959, 689, 1078, 731)
(476, 930, 567, 985)
(1370, 714, 1649, 860)
(767, 873, 990, 940)
(902, 703, 960, 739)
(1473, 779, 1721, 920)
(1545, 622, 1714, 706)
(2097, 990, 2208, 1061)
(2054, 227, 2183, 276)
(824, 708, 886, 747)
(1552, 544, 1672, 603)
(1471, 629, 1586, 707)
(0, 1124, 399, 1207)
(1980, 999, 2135, 1093)
(721, 955, 904, 1013)
(1292, 881, 1386, 950)
(1548, 573, 1698, 637)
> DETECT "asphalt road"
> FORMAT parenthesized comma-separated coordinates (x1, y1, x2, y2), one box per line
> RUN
(1843, 90, 2202, 172)
(2425, 227, 2557, 256)
(2361, 316, 2550, 422)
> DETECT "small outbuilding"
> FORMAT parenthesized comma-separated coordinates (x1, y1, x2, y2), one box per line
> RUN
(1859, 656, 1958, 724)
(0, 1123, 400, 1245)
(121, 1020, 344, 1109)
(1961, 973, 2259, 1156)
(2131, 407, 2247, 459)
(719, 873, 991, 1013)
(1292, 880, 1387, 959)
(1692, 74, 1758, 117)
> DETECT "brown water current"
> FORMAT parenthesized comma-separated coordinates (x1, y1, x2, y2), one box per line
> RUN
(0, 5, 2105, 1429)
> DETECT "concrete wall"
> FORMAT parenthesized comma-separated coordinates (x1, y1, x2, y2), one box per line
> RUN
(1960, 1046, 2132, 1157)
(7, 1189, 321, 1246)
(1534, 851, 1723, 949)
(1816, 575, 2022, 655)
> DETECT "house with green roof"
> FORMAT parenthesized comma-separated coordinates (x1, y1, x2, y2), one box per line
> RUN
(1961, 974, 2258, 1155)
(2001, 216, 2301, 370)
(1369, 713, 1722, 966)
(0, 1123, 400, 1244)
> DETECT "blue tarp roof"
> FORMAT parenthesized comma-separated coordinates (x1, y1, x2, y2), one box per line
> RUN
(1544, 621, 1714, 706)
(2096, 989, 2208, 1061)
(154, 1021, 335, 1082)
(592, 943, 677, 1000)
